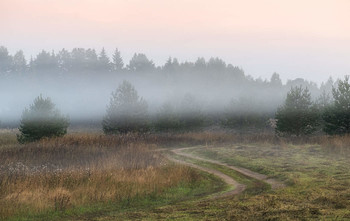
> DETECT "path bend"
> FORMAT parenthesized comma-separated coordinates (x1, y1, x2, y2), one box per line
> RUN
(166, 155, 246, 198)
(172, 147, 285, 190)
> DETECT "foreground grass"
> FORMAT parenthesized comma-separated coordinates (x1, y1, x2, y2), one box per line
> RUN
(178, 144, 350, 219)
(5, 168, 225, 221)
(2, 131, 350, 220)
(0, 132, 227, 220)
(97, 138, 350, 220)
(169, 150, 270, 196)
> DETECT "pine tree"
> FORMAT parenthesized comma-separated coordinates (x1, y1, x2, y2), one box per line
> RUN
(112, 48, 124, 71)
(270, 72, 282, 87)
(17, 95, 69, 143)
(0, 46, 13, 73)
(98, 48, 111, 71)
(275, 86, 319, 136)
(323, 76, 350, 135)
(58, 48, 72, 72)
(102, 81, 149, 134)
(12, 50, 27, 73)
(127, 53, 155, 72)
(153, 102, 181, 132)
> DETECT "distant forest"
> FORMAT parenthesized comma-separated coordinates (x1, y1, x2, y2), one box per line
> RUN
(0, 46, 334, 90)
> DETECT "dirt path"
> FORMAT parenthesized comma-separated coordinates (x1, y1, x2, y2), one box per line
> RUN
(167, 155, 246, 198)
(171, 147, 285, 190)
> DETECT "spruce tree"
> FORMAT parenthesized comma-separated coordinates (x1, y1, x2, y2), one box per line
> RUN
(323, 76, 350, 135)
(275, 86, 319, 136)
(17, 95, 69, 143)
(112, 48, 124, 71)
(102, 81, 149, 134)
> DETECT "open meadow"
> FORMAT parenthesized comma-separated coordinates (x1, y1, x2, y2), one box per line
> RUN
(1, 130, 350, 220)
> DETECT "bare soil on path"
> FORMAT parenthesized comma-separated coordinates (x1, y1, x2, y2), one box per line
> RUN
(166, 155, 246, 198)
(170, 147, 285, 190)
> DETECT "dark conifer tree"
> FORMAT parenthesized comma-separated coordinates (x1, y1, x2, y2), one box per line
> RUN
(0, 46, 13, 74)
(323, 76, 350, 135)
(275, 86, 319, 136)
(17, 95, 69, 143)
(127, 53, 155, 72)
(98, 48, 111, 71)
(102, 81, 149, 134)
(12, 50, 27, 73)
(112, 48, 124, 71)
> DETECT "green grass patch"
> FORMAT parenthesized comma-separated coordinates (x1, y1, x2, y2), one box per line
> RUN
(176, 144, 350, 219)
(169, 151, 270, 196)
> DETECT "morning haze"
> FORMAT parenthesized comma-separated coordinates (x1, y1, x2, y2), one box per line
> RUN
(0, 45, 334, 127)
(2, 1, 350, 220)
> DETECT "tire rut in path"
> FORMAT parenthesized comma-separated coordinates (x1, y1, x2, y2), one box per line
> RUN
(166, 155, 246, 198)
(172, 147, 285, 190)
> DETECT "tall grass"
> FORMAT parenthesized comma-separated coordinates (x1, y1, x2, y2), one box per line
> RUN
(0, 133, 199, 219)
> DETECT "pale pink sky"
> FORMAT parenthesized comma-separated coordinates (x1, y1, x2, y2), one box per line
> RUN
(1, 0, 350, 83)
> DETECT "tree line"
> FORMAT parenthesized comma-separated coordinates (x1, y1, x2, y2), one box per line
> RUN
(17, 77, 350, 143)
(0, 46, 244, 78)
(0, 45, 332, 94)
(275, 76, 350, 136)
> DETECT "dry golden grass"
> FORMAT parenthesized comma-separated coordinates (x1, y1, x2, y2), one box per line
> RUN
(0, 130, 17, 150)
(0, 133, 200, 219)
(0, 165, 195, 218)
(314, 135, 350, 153)
(166, 131, 350, 151)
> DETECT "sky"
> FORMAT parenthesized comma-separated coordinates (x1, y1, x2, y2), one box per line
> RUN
(1, 0, 350, 84)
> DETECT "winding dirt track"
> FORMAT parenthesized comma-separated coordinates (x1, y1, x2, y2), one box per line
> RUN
(168, 147, 284, 198)
(166, 155, 246, 198)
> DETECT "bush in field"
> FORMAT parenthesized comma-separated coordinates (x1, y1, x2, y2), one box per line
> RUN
(102, 81, 149, 134)
(323, 76, 350, 135)
(153, 95, 205, 132)
(221, 98, 271, 131)
(275, 86, 319, 136)
(222, 112, 270, 131)
(178, 94, 205, 131)
(314, 90, 332, 132)
(17, 95, 69, 143)
(153, 103, 182, 132)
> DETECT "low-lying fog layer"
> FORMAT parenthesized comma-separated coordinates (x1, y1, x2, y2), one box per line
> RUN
(0, 47, 336, 126)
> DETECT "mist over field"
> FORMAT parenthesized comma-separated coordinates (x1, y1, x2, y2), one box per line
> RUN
(0, 47, 335, 127)
(2, 1, 350, 220)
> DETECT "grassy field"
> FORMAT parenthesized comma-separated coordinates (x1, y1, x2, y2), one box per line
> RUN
(0, 132, 226, 220)
(175, 144, 350, 220)
(1, 131, 350, 220)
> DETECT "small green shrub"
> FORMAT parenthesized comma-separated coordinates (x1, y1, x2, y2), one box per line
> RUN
(17, 95, 69, 143)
